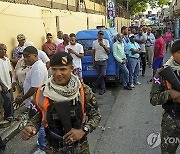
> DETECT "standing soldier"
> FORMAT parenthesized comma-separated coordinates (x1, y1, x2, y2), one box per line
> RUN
(21, 52, 101, 153)
(150, 40, 180, 154)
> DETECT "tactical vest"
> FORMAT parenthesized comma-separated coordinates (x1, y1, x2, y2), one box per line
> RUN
(35, 83, 86, 128)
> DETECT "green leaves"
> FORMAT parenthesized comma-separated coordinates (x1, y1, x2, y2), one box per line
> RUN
(116, 0, 169, 14)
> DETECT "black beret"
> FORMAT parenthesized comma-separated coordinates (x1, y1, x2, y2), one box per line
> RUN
(23, 46, 38, 55)
(50, 52, 73, 67)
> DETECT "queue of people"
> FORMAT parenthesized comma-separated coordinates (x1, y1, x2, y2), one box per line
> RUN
(112, 25, 172, 90)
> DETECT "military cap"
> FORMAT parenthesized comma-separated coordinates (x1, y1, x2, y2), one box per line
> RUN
(23, 46, 38, 55)
(17, 34, 26, 40)
(50, 52, 73, 67)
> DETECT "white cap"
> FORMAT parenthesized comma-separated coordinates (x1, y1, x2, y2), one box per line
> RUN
(129, 34, 135, 38)
(24, 41, 34, 47)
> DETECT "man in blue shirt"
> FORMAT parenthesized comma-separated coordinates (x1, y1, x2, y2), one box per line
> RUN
(135, 28, 147, 76)
(121, 26, 130, 58)
(127, 34, 142, 88)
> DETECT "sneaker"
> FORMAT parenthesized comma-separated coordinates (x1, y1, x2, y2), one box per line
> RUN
(0, 120, 10, 128)
(123, 86, 132, 90)
(130, 84, 135, 88)
(135, 82, 141, 85)
(147, 79, 152, 84)
(33, 148, 46, 154)
(99, 89, 106, 95)
(4, 116, 14, 122)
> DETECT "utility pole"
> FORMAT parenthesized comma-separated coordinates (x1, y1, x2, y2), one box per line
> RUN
(126, 0, 129, 11)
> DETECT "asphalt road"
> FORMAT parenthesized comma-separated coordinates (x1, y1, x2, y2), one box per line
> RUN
(4, 52, 178, 154)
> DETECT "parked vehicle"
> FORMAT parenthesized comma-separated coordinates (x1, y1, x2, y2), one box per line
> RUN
(76, 27, 119, 85)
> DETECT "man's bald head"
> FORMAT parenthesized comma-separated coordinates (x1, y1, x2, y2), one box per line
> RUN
(117, 33, 123, 42)
(0, 43, 6, 48)
(147, 27, 152, 32)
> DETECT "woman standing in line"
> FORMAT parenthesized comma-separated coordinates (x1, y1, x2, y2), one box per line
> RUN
(164, 28, 173, 53)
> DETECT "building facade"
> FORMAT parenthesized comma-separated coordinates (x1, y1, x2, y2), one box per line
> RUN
(0, 0, 130, 57)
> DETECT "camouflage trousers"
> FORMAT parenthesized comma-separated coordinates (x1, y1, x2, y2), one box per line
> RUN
(45, 140, 90, 154)
(161, 112, 180, 154)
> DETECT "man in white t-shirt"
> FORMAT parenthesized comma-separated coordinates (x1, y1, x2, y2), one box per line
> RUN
(0, 44, 15, 121)
(92, 30, 110, 95)
(65, 33, 84, 82)
(24, 41, 50, 69)
(55, 31, 63, 45)
(14, 46, 48, 110)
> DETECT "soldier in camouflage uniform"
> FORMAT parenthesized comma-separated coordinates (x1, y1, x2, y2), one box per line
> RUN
(21, 52, 101, 154)
(150, 40, 180, 154)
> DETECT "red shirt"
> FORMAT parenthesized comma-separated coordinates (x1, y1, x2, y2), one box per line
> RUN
(154, 37, 165, 58)
(42, 42, 56, 58)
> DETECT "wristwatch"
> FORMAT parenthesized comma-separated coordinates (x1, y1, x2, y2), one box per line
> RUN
(82, 126, 89, 135)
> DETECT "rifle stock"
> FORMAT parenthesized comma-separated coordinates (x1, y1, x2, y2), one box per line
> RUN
(159, 66, 180, 91)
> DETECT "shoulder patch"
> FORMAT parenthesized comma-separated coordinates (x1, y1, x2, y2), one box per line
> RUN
(153, 76, 161, 86)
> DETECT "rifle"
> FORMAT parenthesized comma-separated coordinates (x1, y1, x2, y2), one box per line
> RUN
(50, 101, 74, 154)
(50, 131, 74, 154)
(159, 66, 180, 91)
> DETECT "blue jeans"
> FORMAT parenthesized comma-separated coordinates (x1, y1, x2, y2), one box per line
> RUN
(94, 60, 107, 90)
(38, 126, 46, 151)
(128, 57, 140, 85)
(0, 89, 14, 118)
(116, 61, 129, 87)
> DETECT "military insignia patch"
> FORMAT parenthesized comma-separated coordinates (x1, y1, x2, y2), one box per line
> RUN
(61, 56, 67, 65)
(30, 102, 39, 113)
(153, 76, 161, 85)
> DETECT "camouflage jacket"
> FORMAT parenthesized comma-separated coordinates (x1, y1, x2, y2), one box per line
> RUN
(150, 69, 171, 106)
(27, 83, 101, 134)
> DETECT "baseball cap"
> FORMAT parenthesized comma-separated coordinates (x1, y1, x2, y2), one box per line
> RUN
(142, 26, 147, 30)
(24, 41, 34, 48)
(17, 34, 26, 40)
(23, 46, 38, 55)
(129, 34, 135, 38)
(50, 52, 73, 67)
(98, 30, 104, 35)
